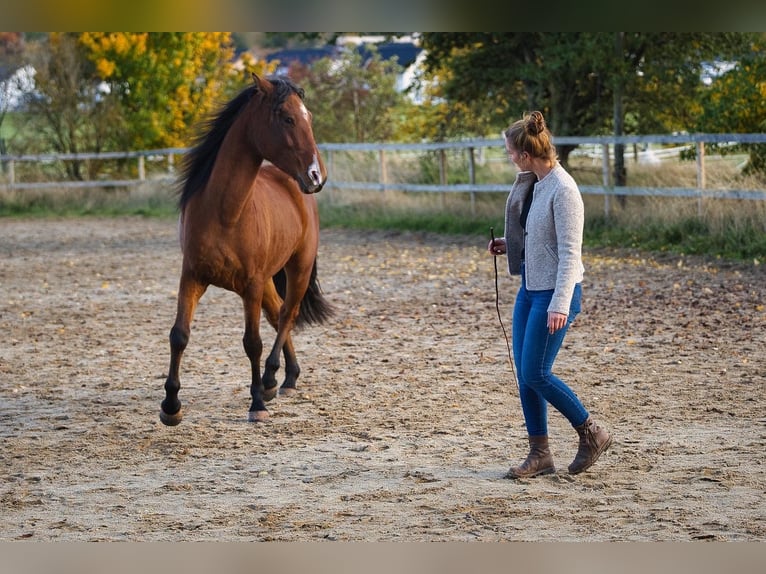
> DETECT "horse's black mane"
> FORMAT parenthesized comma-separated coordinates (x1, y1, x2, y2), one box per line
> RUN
(177, 76, 304, 210)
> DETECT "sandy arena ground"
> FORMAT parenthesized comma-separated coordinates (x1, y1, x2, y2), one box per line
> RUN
(0, 216, 764, 541)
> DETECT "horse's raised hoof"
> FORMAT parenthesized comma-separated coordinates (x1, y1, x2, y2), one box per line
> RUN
(279, 387, 298, 398)
(263, 385, 279, 402)
(248, 410, 270, 423)
(159, 409, 183, 426)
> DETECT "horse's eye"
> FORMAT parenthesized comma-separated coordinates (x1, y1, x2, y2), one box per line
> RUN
(283, 115, 295, 126)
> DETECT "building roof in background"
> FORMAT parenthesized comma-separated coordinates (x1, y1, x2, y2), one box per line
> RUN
(355, 42, 422, 68)
(264, 41, 422, 70)
(263, 46, 340, 67)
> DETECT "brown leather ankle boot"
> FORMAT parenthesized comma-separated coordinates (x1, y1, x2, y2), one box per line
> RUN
(568, 417, 612, 475)
(504, 435, 555, 479)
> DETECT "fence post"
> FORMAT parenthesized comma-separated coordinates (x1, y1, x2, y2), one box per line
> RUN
(696, 141, 706, 217)
(602, 144, 611, 218)
(326, 149, 334, 203)
(138, 155, 146, 181)
(439, 149, 447, 208)
(379, 149, 387, 195)
(468, 146, 476, 216)
(8, 159, 15, 189)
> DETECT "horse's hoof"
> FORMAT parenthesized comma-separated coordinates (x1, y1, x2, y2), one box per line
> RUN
(160, 409, 183, 426)
(263, 385, 278, 402)
(248, 410, 269, 423)
(279, 387, 297, 398)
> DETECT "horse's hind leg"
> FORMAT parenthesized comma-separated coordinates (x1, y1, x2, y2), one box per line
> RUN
(261, 279, 300, 400)
(161, 276, 207, 426)
(263, 264, 310, 400)
(260, 280, 282, 401)
(277, 337, 300, 397)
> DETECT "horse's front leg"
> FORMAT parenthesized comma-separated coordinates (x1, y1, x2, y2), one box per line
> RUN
(160, 276, 206, 426)
(242, 286, 269, 422)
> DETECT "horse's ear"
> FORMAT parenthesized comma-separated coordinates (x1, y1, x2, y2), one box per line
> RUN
(251, 73, 268, 93)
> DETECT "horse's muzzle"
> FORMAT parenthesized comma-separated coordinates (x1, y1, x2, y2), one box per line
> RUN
(300, 174, 326, 194)
(310, 179, 326, 194)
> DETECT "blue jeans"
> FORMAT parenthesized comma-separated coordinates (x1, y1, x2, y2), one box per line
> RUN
(512, 265, 588, 436)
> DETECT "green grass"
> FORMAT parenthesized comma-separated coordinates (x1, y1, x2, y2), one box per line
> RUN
(318, 202, 765, 262)
(2, 181, 764, 264)
(316, 190, 766, 263)
(0, 184, 179, 218)
(317, 200, 504, 237)
(584, 215, 766, 261)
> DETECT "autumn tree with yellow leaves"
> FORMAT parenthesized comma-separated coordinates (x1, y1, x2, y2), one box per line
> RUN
(78, 32, 270, 149)
(22, 32, 274, 173)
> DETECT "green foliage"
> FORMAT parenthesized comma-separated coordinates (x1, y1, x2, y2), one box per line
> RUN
(418, 32, 755, 141)
(0, 33, 26, 154)
(18, 34, 123, 178)
(77, 32, 249, 149)
(293, 45, 410, 143)
(414, 150, 498, 185)
(416, 153, 444, 185)
(585, 214, 765, 261)
(14, 33, 272, 161)
(696, 33, 766, 173)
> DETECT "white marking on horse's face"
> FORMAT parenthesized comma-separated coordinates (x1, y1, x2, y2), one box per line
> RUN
(307, 152, 322, 187)
(300, 102, 309, 122)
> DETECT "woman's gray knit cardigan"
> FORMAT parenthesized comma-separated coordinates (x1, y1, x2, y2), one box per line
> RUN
(503, 164, 585, 315)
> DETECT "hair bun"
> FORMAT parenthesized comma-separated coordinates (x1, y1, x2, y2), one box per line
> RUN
(526, 111, 546, 136)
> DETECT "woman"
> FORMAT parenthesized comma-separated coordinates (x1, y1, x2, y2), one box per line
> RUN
(487, 111, 612, 477)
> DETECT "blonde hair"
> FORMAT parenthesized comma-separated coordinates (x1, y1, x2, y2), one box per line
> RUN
(503, 111, 557, 164)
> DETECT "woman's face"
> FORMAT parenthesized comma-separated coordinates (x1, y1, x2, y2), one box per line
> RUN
(505, 141, 528, 170)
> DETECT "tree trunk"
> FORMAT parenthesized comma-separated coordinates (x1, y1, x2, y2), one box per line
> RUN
(613, 32, 627, 207)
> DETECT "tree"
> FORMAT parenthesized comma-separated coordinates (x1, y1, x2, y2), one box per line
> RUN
(603, 33, 753, 191)
(696, 33, 766, 173)
(0, 32, 26, 157)
(22, 33, 122, 179)
(398, 46, 508, 141)
(78, 32, 256, 149)
(18, 33, 276, 179)
(292, 45, 409, 143)
(418, 33, 613, 157)
(418, 33, 754, 169)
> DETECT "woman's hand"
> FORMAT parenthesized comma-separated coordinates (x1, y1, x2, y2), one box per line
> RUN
(488, 238, 506, 256)
(547, 311, 568, 334)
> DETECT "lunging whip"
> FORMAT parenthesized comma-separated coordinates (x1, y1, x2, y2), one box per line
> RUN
(490, 227, 518, 390)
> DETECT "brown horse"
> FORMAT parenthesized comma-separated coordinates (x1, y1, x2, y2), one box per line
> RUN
(160, 74, 332, 425)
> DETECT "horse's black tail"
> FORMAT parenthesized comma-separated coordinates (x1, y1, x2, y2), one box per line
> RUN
(272, 260, 334, 328)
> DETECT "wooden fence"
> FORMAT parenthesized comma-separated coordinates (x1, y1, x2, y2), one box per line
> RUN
(0, 149, 186, 190)
(2, 134, 766, 216)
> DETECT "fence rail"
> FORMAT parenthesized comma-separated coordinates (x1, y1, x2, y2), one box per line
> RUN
(3, 135, 766, 211)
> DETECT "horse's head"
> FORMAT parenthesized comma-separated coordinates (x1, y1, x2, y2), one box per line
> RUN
(247, 74, 327, 194)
